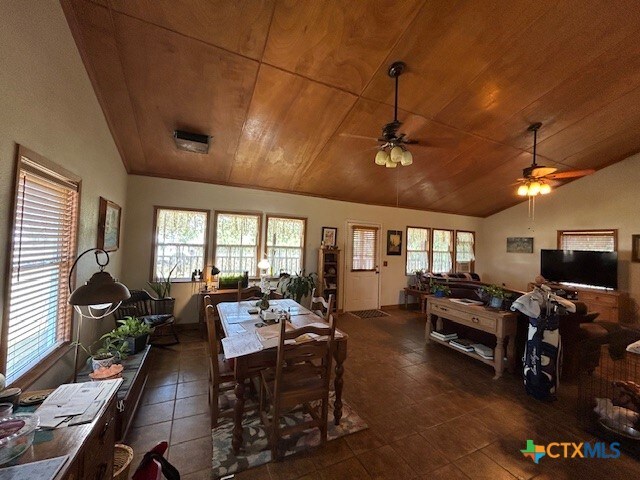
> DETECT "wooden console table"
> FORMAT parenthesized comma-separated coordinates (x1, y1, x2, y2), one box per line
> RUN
(426, 297, 517, 379)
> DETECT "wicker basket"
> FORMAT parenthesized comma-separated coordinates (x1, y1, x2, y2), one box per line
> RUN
(113, 444, 134, 480)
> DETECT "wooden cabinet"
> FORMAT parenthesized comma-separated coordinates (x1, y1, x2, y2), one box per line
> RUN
(318, 247, 340, 311)
(80, 397, 117, 480)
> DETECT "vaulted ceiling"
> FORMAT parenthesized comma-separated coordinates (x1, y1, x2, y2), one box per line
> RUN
(62, 0, 640, 217)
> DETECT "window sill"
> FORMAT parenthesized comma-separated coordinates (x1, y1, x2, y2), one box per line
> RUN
(9, 341, 74, 390)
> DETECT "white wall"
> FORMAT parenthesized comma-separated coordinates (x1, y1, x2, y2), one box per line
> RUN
(0, 1, 128, 388)
(477, 153, 640, 321)
(122, 175, 482, 323)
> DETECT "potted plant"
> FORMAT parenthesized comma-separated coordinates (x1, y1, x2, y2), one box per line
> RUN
(105, 316, 151, 355)
(429, 280, 451, 298)
(75, 337, 129, 372)
(482, 284, 507, 309)
(218, 274, 245, 290)
(147, 264, 177, 299)
(284, 271, 317, 305)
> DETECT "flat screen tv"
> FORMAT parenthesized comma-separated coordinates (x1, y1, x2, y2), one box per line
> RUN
(540, 249, 618, 289)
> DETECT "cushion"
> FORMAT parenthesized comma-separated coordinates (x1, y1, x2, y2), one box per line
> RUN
(140, 314, 173, 327)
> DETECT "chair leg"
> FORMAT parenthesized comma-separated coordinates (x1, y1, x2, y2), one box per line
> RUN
(320, 398, 329, 444)
(211, 384, 219, 428)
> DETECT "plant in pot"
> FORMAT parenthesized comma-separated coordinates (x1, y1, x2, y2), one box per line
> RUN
(429, 280, 451, 298)
(482, 284, 507, 309)
(74, 337, 129, 372)
(106, 316, 151, 355)
(218, 274, 245, 290)
(147, 264, 177, 299)
(284, 271, 317, 305)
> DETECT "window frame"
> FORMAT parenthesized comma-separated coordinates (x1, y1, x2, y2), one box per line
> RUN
(213, 210, 263, 278)
(265, 214, 307, 276)
(350, 225, 379, 272)
(454, 230, 476, 273)
(405, 226, 431, 276)
(149, 206, 211, 283)
(431, 228, 455, 274)
(557, 229, 618, 252)
(1, 145, 81, 388)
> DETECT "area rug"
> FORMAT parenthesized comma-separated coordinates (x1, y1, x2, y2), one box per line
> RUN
(348, 309, 390, 319)
(211, 392, 368, 479)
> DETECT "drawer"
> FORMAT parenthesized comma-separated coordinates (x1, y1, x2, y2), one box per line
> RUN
(592, 306, 619, 323)
(430, 304, 497, 333)
(578, 291, 618, 307)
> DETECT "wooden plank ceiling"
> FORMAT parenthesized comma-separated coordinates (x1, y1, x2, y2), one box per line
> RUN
(62, 0, 640, 217)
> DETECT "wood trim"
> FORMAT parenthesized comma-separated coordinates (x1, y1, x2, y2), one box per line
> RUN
(431, 228, 455, 274)
(10, 342, 74, 390)
(213, 210, 263, 277)
(556, 229, 618, 251)
(97, 197, 121, 252)
(265, 214, 308, 274)
(405, 225, 431, 276)
(454, 229, 476, 273)
(150, 206, 211, 282)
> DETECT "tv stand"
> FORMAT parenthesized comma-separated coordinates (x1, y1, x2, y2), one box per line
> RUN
(527, 283, 625, 323)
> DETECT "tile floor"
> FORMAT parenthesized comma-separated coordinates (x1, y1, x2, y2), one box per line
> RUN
(125, 309, 640, 479)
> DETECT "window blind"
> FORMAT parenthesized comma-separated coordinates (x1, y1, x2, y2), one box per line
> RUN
(215, 213, 260, 276)
(455, 231, 475, 272)
(154, 208, 208, 281)
(351, 226, 377, 271)
(406, 227, 430, 275)
(6, 166, 78, 384)
(558, 230, 616, 252)
(432, 229, 453, 274)
(266, 216, 305, 276)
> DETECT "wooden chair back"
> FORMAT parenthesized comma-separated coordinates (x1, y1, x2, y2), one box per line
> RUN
(273, 315, 336, 403)
(310, 288, 334, 321)
(237, 281, 262, 302)
(205, 301, 222, 383)
(113, 289, 153, 319)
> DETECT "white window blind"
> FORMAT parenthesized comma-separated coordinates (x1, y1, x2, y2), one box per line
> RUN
(6, 158, 79, 384)
(559, 230, 616, 252)
(215, 213, 260, 277)
(432, 229, 453, 274)
(406, 227, 430, 275)
(455, 231, 475, 272)
(266, 216, 305, 276)
(351, 226, 377, 271)
(154, 208, 208, 281)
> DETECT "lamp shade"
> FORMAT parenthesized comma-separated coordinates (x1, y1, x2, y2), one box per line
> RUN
(540, 183, 551, 195)
(375, 150, 389, 166)
(400, 150, 413, 166)
(69, 271, 130, 319)
(385, 159, 397, 168)
(211, 265, 220, 276)
(258, 258, 271, 270)
(517, 184, 529, 196)
(390, 146, 404, 163)
(528, 181, 541, 196)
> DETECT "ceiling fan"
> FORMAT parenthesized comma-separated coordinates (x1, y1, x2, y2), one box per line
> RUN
(515, 122, 594, 197)
(341, 61, 417, 168)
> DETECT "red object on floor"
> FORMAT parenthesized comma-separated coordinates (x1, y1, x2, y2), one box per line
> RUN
(132, 441, 180, 480)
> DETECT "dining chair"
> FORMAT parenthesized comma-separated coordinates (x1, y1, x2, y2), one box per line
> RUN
(258, 315, 337, 460)
(204, 299, 235, 428)
(237, 281, 263, 303)
(310, 288, 334, 321)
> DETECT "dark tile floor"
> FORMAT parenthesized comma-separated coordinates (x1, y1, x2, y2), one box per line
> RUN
(125, 309, 640, 479)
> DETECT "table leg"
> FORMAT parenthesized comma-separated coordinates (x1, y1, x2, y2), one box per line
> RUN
(494, 335, 505, 379)
(506, 333, 516, 373)
(232, 364, 247, 455)
(425, 313, 433, 342)
(404, 292, 408, 310)
(333, 343, 347, 425)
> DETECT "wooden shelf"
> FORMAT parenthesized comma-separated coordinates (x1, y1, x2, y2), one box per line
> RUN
(428, 336, 495, 368)
(319, 247, 340, 312)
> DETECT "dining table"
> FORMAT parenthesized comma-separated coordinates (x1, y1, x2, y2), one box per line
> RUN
(217, 298, 348, 455)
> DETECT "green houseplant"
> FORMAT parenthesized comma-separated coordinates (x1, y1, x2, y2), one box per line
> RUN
(284, 271, 317, 304)
(104, 316, 151, 355)
(148, 264, 177, 299)
(74, 336, 129, 372)
(482, 284, 507, 309)
(429, 280, 451, 298)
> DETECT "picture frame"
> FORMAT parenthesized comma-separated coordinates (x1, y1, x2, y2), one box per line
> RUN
(633, 235, 640, 262)
(98, 197, 121, 252)
(321, 227, 337, 247)
(387, 229, 402, 256)
(506, 237, 534, 254)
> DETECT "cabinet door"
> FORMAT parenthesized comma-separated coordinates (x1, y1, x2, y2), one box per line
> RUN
(82, 401, 116, 480)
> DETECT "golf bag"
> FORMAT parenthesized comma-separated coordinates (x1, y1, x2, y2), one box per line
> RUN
(523, 313, 561, 401)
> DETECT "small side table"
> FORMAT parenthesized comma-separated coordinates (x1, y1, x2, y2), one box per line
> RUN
(404, 287, 430, 312)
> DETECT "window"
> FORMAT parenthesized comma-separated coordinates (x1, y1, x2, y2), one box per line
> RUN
(406, 227, 430, 275)
(455, 231, 476, 273)
(351, 226, 378, 271)
(214, 212, 261, 277)
(3, 147, 79, 385)
(558, 230, 617, 252)
(432, 229, 454, 273)
(266, 216, 306, 276)
(152, 208, 209, 281)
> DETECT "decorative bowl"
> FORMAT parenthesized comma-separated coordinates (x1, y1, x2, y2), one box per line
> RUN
(0, 413, 39, 465)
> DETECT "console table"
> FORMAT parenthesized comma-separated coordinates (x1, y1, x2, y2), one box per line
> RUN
(404, 287, 430, 312)
(426, 297, 517, 379)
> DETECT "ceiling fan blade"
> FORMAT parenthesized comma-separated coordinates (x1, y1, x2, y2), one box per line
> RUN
(545, 169, 595, 179)
(339, 132, 380, 142)
(529, 166, 557, 177)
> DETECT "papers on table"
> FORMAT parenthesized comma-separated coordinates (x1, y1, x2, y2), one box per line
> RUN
(256, 322, 293, 342)
(0, 455, 68, 480)
(225, 323, 246, 334)
(222, 332, 264, 359)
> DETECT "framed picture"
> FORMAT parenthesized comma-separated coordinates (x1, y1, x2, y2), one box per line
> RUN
(506, 237, 534, 254)
(387, 229, 402, 256)
(633, 235, 640, 262)
(321, 227, 337, 247)
(98, 197, 121, 252)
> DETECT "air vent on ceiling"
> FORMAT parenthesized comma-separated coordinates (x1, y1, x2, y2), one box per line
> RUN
(173, 130, 210, 154)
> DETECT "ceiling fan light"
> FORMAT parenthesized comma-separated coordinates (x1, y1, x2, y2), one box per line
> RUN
(400, 150, 413, 166)
(390, 146, 404, 163)
(540, 183, 552, 195)
(528, 181, 541, 196)
(517, 184, 529, 196)
(375, 150, 389, 166)
(385, 159, 397, 168)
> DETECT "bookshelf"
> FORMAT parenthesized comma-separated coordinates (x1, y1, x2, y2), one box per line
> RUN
(318, 247, 340, 311)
